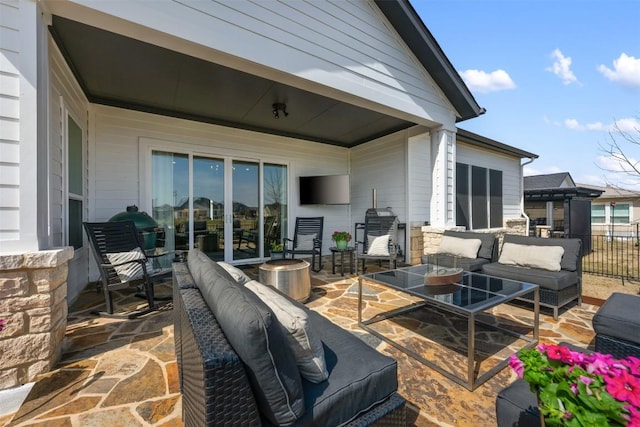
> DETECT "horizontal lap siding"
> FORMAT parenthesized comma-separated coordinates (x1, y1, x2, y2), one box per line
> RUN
(92, 105, 351, 245)
(350, 132, 407, 223)
(0, 1, 20, 240)
(456, 143, 522, 220)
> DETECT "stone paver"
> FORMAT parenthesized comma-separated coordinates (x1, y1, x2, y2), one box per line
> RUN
(0, 259, 614, 426)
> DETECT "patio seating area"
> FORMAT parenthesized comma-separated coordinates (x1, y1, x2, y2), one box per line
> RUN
(0, 257, 601, 427)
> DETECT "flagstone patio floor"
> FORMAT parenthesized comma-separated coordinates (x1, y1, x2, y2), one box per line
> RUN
(0, 260, 606, 426)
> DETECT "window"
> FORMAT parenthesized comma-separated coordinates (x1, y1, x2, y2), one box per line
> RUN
(67, 115, 83, 249)
(591, 203, 630, 224)
(456, 163, 503, 229)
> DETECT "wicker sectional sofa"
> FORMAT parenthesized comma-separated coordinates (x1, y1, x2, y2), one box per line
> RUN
(482, 234, 583, 320)
(173, 250, 406, 426)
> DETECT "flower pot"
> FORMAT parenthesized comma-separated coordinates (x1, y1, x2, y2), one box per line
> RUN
(271, 251, 284, 260)
(336, 240, 348, 250)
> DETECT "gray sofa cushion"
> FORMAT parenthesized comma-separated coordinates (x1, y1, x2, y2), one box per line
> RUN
(482, 263, 578, 291)
(421, 253, 490, 272)
(291, 311, 398, 427)
(495, 378, 539, 427)
(189, 249, 305, 425)
(592, 292, 640, 345)
(502, 234, 581, 271)
(444, 230, 497, 261)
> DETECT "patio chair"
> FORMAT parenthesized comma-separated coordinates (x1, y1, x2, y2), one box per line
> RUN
(283, 217, 324, 272)
(84, 221, 172, 318)
(355, 214, 399, 273)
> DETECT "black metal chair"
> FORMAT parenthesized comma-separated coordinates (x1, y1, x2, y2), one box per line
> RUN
(84, 221, 172, 318)
(284, 217, 324, 272)
(355, 215, 399, 273)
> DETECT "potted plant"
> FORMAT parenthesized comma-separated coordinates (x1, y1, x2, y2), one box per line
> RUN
(331, 231, 352, 250)
(270, 241, 284, 259)
(510, 343, 640, 426)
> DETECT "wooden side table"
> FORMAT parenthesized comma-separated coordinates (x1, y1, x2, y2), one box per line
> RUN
(330, 246, 355, 276)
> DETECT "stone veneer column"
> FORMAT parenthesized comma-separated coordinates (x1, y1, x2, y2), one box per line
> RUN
(409, 223, 424, 265)
(0, 247, 73, 391)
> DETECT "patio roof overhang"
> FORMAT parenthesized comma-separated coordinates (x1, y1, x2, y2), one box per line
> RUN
(524, 187, 604, 202)
(47, 0, 484, 148)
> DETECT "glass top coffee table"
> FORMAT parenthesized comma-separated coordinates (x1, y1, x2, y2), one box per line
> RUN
(358, 264, 539, 390)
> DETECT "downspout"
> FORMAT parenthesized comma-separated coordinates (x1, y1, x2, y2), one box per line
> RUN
(521, 157, 536, 235)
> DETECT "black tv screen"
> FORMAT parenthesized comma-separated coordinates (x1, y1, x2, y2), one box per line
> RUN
(299, 175, 350, 205)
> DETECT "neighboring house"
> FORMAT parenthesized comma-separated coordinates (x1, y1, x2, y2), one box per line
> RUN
(579, 184, 640, 237)
(523, 173, 603, 248)
(1, 0, 537, 390)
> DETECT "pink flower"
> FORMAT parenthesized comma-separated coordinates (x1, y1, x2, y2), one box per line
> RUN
(509, 354, 524, 379)
(545, 344, 574, 363)
(605, 370, 640, 407)
(584, 353, 617, 376)
(0, 319, 6, 332)
(623, 356, 640, 377)
(625, 405, 640, 427)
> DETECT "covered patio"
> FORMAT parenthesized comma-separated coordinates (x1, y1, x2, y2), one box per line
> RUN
(1, 260, 601, 427)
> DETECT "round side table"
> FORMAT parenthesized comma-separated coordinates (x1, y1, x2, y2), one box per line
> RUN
(330, 246, 355, 276)
(258, 258, 311, 302)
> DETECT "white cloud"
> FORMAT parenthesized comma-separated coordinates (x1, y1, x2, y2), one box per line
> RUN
(562, 117, 639, 132)
(459, 69, 516, 93)
(546, 49, 579, 85)
(598, 53, 640, 88)
(523, 165, 563, 176)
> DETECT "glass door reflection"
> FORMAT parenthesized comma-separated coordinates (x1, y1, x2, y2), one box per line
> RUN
(193, 156, 224, 261)
(232, 160, 259, 261)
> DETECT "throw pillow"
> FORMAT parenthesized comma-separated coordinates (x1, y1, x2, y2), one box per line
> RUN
(245, 280, 329, 383)
(106, 248, 151, 282)
(296, 233, 317, 251)
(437, 235, 482, 259)
(367, 234, 390, 256)
(498, 242, 565, 272)
(217, 261, 251, 285)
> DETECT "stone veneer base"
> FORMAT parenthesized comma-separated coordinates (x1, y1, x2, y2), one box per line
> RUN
(0, 247, 73, 391)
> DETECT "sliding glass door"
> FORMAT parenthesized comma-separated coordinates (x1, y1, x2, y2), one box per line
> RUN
(151, 150, 286, 263)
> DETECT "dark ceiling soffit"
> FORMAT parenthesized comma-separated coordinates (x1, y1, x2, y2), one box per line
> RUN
(374, 0, 485, 122)
(524, 187, 604, 200)
(457, 128, 538, 159)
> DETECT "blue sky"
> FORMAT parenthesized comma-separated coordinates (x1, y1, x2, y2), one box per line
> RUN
(414, 0, 640, 188)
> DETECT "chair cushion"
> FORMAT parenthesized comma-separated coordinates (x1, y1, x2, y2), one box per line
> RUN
(367, 234, 390, 256)
(293, 311, 399, 426)
(437, 235, 482, 259)
(482, 262, 578, 291)
(502, 234, 581, 271)
(495, 378, 540, 427)
(106, 248, 151, 282)
(444, 230, 497, 261)
(217, 261, 251, 285)
(296, 233, 317, 250)
(592, 292, 640, 345)
(188, 250, 305, 425)
(245, 280, 329, 383)
(498, 242, 565, 272)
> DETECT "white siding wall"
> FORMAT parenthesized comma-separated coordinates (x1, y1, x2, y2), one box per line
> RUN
(350, 132, 407, 224)
(456, 143, 523, 221)
(49, 35, 90, 301)
(48, 0, 454, 126)
(407, 131, 431, 224)
(90, 105, 352, 251)
(0, 0, 39, 251)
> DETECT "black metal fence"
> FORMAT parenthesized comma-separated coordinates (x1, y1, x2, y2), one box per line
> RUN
(579, 232, 640, 281)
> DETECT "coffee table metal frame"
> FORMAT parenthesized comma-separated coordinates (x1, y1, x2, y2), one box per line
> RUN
(358, 264, 539, 390)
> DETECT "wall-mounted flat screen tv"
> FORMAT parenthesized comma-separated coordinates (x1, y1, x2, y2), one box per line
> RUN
(299, 175, 350, 205)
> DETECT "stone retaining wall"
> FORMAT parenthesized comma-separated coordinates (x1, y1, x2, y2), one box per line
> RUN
(0, 248, 73, 391)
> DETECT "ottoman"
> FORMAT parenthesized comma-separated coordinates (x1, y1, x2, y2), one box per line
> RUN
(592, 292, 640, 359)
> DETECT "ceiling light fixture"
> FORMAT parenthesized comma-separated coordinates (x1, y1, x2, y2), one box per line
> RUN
(272, 103, 288, 119)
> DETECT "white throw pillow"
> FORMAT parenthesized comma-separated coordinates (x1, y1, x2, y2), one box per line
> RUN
(498, 242, 565, 272)
(367, 234, 390, 256)
(106, 248, 151, 282)
(217, 261, 251, 285)
(245, 280, 329, 383)
(296, 233, 317, 251)
(436, 235, 482, 259)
